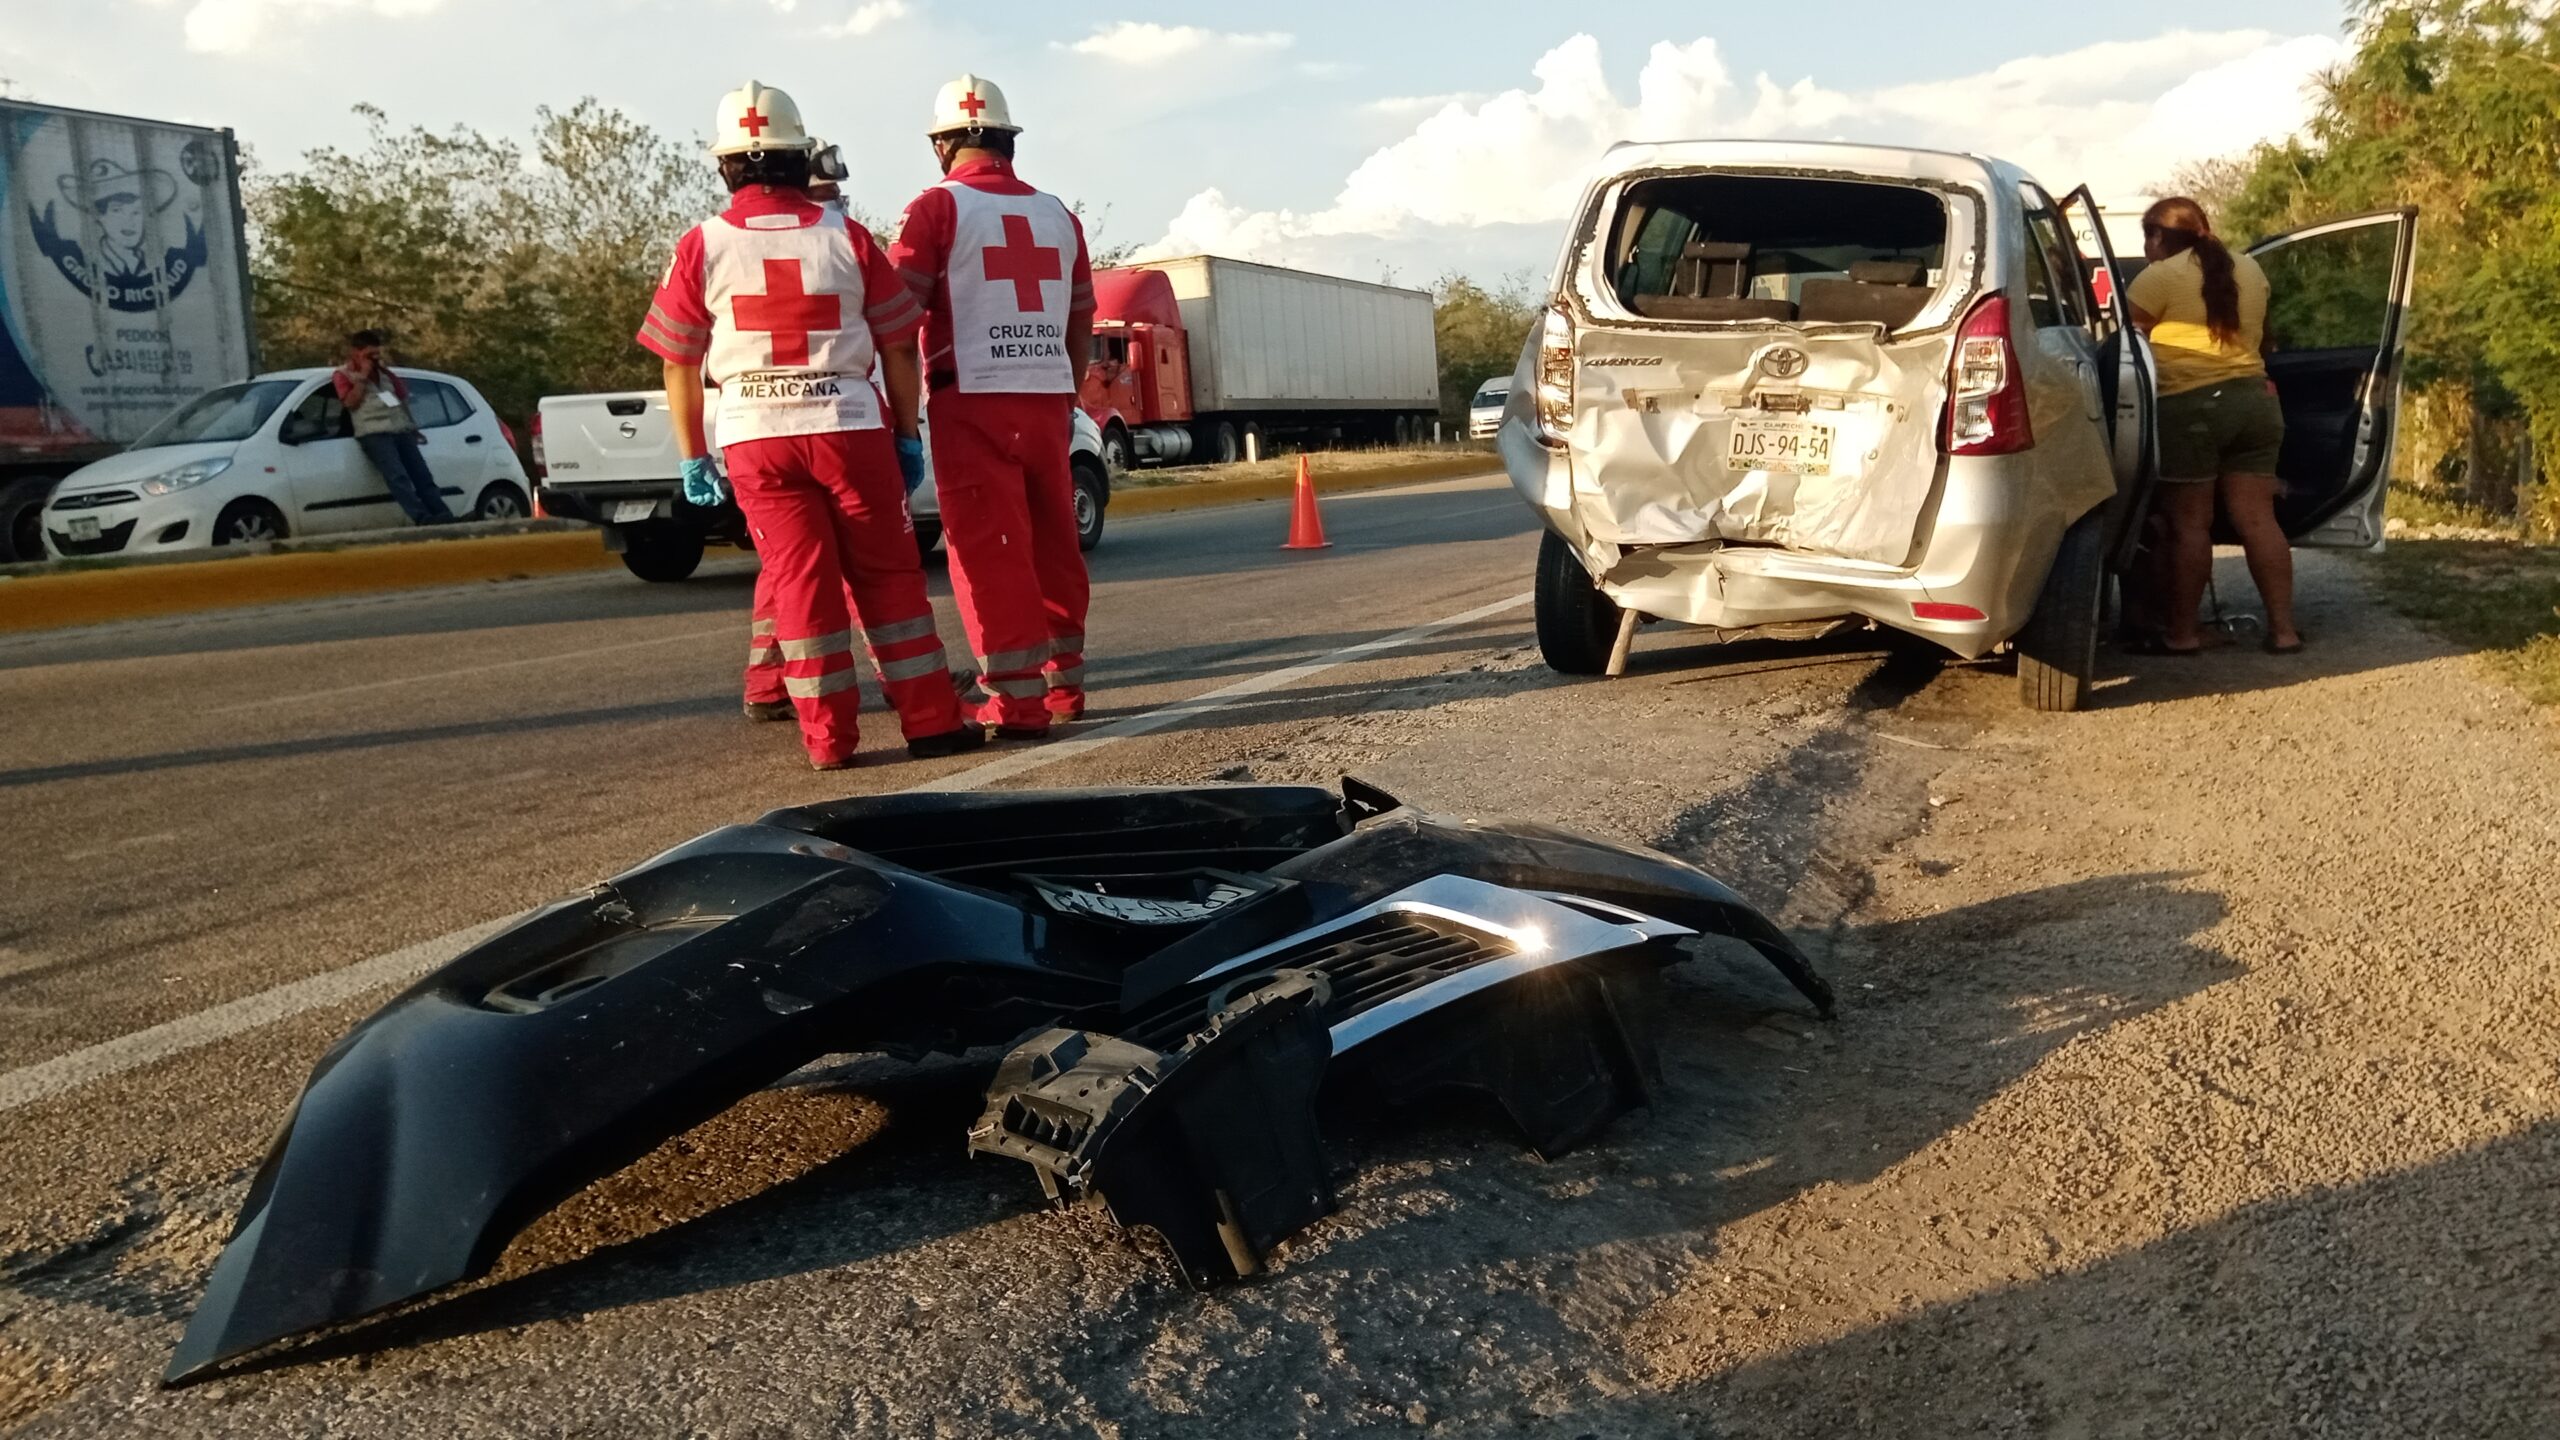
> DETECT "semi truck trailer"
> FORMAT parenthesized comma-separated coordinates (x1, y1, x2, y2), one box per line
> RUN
(0, 98, 255, 561)
(1078, 255, 1438, 470)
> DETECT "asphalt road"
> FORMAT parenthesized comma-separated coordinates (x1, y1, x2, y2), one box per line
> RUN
(7, 474, 2551, 1437)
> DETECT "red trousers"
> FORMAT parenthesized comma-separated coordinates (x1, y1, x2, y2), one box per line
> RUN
(926, 392, 1090, 729)
(725, 428, 962, 764)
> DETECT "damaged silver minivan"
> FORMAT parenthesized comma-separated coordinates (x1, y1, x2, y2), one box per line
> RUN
(1501, 140, 2417, 710)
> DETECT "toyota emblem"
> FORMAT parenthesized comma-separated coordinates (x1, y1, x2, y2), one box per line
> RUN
(1761, 346, 1810, 380)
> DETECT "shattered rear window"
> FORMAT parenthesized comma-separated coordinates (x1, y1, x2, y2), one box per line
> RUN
(1604, 173, 1952, 328)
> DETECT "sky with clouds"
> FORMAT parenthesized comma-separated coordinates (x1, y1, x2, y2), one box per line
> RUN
(3, 0, 2355, 285)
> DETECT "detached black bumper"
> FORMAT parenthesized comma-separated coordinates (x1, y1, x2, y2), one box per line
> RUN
(167, 780, 1829, 1383)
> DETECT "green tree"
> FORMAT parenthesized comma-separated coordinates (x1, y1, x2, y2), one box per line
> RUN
(1431, 272, 1540, 427)
(248, 101, 726, 437)
(2212, 0, 2560, 533)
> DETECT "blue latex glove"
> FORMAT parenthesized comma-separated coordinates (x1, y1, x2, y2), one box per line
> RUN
(679, 454, 727, 508)
(895, 434, 927, 495)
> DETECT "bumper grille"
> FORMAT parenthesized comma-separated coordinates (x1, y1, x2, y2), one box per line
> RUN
(1124, 913, 1510, 1049)
(51, 490, 139, 510)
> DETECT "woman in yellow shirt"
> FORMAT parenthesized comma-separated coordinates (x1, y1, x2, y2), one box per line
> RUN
(2127, 196, 2301, 655)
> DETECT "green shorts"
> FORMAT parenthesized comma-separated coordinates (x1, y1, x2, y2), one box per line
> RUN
(2157, 377, 2285, 481)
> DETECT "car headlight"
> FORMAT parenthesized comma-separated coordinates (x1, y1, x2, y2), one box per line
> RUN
(139, 457, 234, 496)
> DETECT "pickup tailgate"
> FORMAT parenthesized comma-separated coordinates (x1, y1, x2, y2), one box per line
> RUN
(537, 391, 684, 486)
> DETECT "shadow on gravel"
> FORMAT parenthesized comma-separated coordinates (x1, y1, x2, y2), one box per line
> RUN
(1533, 1114, 2560, 1439)
(2088, 551, 2449, 710)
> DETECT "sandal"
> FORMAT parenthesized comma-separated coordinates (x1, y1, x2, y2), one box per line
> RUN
(2263, 634, 2306, 655)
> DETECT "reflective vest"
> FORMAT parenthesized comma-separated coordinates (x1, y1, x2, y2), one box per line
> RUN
(938, 181, 1078, 394)
(702, 212, 881, 445)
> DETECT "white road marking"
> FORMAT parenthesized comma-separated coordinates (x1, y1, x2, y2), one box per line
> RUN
(0, 588, 1534, 1114)
(208, 624, 743, 714)
(929, 590, 1532, 793)
(0, 916, 518, 1114)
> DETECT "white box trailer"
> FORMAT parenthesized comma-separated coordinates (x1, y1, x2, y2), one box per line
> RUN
(1152, 255, 1437, 414)
(1088, 255, 1438, 463)
(0, 98, 255, 559)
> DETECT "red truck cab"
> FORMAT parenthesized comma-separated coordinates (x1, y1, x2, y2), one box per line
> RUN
(1080, 268, 1193, 469)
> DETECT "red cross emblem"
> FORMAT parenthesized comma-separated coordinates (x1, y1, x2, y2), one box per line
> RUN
(958, 91, 986, 120)
(982, 214, 1062, 313)
(731, 259, 840, 365)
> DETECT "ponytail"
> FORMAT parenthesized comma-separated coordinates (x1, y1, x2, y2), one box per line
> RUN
(2141, 196, 2242, 346)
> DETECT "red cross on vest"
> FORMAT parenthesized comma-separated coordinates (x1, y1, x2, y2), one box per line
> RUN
(982, 214, 1062, 312)
(732, 258, 841, 365)
(738, 106, 770, 139)
(958, 91, 986, 120)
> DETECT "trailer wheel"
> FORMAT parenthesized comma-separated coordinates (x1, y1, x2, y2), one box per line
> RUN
(1203, 421, 1241, 465)
(1534, 530, 1620, 676)
(2, 477, 54, 562)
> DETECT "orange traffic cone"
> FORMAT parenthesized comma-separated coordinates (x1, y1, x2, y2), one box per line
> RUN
(1281, 455, 1331, 550)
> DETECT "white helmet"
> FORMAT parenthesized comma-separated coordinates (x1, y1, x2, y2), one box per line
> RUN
(711, 80, 815, 157)
(807, 136, 849, 184)
(928, 74, 1022, 137)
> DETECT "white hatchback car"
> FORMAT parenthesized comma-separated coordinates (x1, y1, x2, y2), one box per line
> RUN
(41, 367, 531, 558)
(1468, 377, 1511, 439)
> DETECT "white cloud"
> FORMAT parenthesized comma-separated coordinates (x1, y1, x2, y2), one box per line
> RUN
(824, 0, 907, 38)
(1060, 22, 1291, 65)
(1141, 29, 2344, 269)
(1364, 92, 1485, 118)
(176, 0, 444, 54)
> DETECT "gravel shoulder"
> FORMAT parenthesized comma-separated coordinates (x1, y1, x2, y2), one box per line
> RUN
(4, 546, 2554, 1436)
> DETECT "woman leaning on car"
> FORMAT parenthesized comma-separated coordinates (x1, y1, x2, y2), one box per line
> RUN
(2128, 196, 2302, 656)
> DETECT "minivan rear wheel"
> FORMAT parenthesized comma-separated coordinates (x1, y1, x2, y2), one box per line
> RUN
(2016, 511, 2107, 712)
(1535, 529, 1621, 675)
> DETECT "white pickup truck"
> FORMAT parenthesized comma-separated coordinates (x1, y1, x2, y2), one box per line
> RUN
(534, 388, 1112, 582)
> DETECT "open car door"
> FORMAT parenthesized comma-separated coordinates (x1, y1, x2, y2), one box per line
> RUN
(2249, 209, 2420, 547)
(2060, 186, 2156, 568)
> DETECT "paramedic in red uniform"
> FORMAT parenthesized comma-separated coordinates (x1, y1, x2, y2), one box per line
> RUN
(639, 80, 981, 769)
(890, 74, 1094, 740)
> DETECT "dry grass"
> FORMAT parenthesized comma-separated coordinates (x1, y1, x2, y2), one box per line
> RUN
(2362, 486, 2560, 707)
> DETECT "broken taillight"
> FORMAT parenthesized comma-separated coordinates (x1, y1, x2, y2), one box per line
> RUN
(1946, 295, 2033, 456)
(1535, 305, 1575, 445)
(529, 411, 546, 479)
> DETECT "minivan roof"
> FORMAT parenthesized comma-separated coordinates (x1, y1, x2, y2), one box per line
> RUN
(1596, 139, 2021, 189)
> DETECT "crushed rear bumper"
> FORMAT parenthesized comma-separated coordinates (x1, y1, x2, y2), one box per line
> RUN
(167, 780, 1828, 1383)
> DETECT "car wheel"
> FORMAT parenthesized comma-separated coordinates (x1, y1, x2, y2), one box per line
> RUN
(2016, 510, 2108, 712)
(913, 517, 942, 559)
(473, 482, 530, 521)
(212, 498, 287, 547)
(1073, 461, 1108, 551)
(1534, 529, 1620, 675)
(1101, 424, 1133, 475)
(619, 523, 704, 583)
